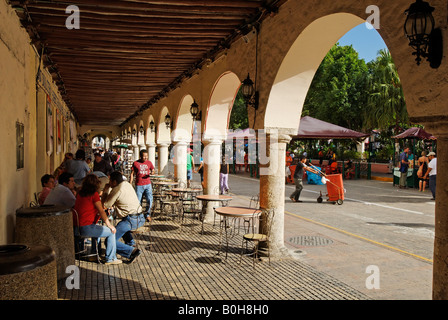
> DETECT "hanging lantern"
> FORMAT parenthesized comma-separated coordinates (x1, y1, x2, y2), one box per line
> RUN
(404, 0, 435, 65)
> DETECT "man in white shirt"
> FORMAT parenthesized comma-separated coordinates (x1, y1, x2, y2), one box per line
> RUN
(424, 152, 437, 200)
(44, 172, 76, 208)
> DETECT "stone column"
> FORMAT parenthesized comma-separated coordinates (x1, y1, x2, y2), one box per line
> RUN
(172, 140, 188, 186)
(259, 132, 291, 257)
(202, 138, 223, 224)
(157, 142, 170, 176)
(426, 122, 448, 300)
(147, 143, 156, 168)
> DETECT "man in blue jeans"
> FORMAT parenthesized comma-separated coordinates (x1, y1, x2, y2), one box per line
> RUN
(102, 171, 144, 263)
(130, 149, 155, 220)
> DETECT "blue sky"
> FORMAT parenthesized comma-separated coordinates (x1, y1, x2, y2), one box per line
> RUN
(337, 23, 388, 62)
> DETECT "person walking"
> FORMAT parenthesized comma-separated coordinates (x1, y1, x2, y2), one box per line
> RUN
(186, 149, 195, 188)
(130, 149, 155, 220)
(290, 155, 319, 203)
(220, 156, 229, 194)
(423, 152, 437, 200)
(398, 147, 411, 189)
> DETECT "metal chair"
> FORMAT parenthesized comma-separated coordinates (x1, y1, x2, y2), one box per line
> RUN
(239, 208, 275, 268)
(72, 209, 103, 265)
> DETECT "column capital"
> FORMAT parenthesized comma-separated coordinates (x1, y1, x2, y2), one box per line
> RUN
(157, 141, 171, 148)
(172, 139, 189, 146)
(202, 137, 223, 146)
(411, 116, 448, 139)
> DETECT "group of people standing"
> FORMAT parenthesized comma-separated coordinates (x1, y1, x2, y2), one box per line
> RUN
(399, 147, 437, 200)
(39, 148, 156, 265)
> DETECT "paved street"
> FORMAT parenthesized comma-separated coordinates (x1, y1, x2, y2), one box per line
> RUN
(228, 171, 434, 300)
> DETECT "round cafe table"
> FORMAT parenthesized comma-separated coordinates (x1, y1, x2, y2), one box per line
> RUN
(214, 206, 261, 260)
(196, 195, 232, 234)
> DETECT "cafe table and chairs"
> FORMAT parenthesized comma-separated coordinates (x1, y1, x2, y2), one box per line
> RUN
(195, 194, 232, 234)
(213, 206, 261, 261)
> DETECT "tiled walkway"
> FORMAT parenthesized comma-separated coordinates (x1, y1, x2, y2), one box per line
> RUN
(58, 217, 369, 300)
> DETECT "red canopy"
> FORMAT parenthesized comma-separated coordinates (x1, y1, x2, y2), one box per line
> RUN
(292, 116, 370, 139)
(392, 127, 437, 140)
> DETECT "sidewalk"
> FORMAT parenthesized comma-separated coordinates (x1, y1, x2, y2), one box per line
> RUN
(58, 169, 432, 301)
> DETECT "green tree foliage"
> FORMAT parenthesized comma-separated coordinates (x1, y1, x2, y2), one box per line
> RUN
(303, 44, 369, 131)
(228, 89, 249, 130)
(364, 49, 407, 131)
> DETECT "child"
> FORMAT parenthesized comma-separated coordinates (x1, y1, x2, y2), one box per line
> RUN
(38, 174, 55, 205)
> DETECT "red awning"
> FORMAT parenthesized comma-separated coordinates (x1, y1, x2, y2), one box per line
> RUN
(292, 116, 370, 139)
(392, 127, 437, 140)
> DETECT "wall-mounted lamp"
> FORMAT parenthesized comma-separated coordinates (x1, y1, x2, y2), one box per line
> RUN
(139, 125, 145, 135)
(190, 100, 199, 120)
(132, 128, 137, 137)
(164, 113, 171, 129)
(127, 132, 131, 140)
(149, 120, 155, 132)
(404, 0, 442, 68)
(241, 73, 259, 110)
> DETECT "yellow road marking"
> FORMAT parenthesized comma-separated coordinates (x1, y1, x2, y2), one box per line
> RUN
(285, 210, 433, 263)
(230, 192, 433, 263)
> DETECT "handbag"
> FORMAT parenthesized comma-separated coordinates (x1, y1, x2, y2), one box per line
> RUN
(417, 164, 423, 178)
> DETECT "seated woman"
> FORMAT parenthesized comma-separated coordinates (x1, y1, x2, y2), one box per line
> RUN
(345, 159, 355, 179)
(73, 174, 121, 265)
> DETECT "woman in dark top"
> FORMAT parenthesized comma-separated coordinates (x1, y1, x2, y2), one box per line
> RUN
(219, 157, 229, 194)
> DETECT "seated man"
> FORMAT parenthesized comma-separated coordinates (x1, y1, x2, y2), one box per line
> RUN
(44, 172, 76, 208)
(38, 174, 55, 205)
(93, 152, 113, 176)
(102, 171, 143, 263)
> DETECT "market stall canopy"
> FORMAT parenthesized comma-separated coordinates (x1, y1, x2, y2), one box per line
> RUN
(292, 116, 370, 139)
(392, 127, 437, 140)
(225, 128, 256, 140)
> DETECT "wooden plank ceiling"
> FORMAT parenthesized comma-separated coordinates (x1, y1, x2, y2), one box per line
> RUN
(10, 0, 285, 126)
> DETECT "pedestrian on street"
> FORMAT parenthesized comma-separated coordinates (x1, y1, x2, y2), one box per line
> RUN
(290, 155, 319, 203)
(423, 151, 437, 200)
(399, 147, 411, 189)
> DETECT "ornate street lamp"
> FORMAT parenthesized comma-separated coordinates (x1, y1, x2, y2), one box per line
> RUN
(190, 100, 199, 120)
(139, 124, 145, 135)
(149, 120, 155, 132)
(132, 128, 137, 137)
(241, 73, 258, 110)
(404, 0, 436, 66)
(164, 113, 171, 129)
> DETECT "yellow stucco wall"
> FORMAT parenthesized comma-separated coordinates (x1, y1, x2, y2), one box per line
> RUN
(0, 0, 79, 244)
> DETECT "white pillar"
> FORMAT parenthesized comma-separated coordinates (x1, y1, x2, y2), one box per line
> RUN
(173, 140, 188, 186)
(157, 142, 170, 176)
(133, 145, 139, 161)
(147, 143, 156, 168)
(259, 132, 291, 257)
(202, 138, 223, 224)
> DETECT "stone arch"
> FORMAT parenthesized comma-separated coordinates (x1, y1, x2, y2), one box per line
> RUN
(203, 71, 241, 140)
(137, 119, 145, 145)
(146, 114, 156, 145)
(173, 94, 195, 143)
(157, 106, 171, 144)
(265, 13, 373, 133)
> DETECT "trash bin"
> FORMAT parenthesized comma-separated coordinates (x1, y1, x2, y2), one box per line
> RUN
(325, 174, 345, 204)
(15, 205, 74, 280)
(0, 244, 58, 300)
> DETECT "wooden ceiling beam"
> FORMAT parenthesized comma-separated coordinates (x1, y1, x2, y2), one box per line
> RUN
(25, 3, 252, 20)
(25, 9, 244, 26)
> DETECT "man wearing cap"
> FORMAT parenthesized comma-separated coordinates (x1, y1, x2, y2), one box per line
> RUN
(424, 152, 437, 200)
